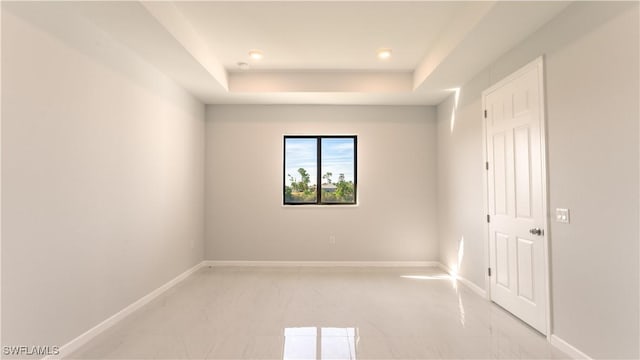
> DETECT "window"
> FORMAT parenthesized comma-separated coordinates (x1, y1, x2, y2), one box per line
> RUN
(284, 135, 357, 205)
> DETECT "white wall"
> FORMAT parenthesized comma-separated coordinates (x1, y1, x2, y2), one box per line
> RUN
(1, 3, 205, 355)
(437, 2, 639, 358)
(205, 105, 438, 262)
(436, 89, 486, 287)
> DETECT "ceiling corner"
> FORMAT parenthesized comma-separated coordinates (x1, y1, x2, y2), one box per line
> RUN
(140, 1, 229, 92)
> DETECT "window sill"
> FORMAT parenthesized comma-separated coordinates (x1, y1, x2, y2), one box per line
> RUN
(281, 204, 359, 208)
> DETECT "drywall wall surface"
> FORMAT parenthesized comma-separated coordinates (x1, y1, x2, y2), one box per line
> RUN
(436, 83, 487, 288)
(205, 105, 438, 262)
(541, 3, 639, 358)
(1, 3, 205, 355)
(436, 2, 639, 358)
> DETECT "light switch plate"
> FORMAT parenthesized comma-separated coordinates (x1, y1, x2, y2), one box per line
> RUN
(555, 208, 570, 223)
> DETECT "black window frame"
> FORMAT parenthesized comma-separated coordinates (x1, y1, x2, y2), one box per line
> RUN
(283, 135, 358, 205)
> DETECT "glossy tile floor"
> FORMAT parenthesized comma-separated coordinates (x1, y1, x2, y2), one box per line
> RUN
(68, 267, 568, 359)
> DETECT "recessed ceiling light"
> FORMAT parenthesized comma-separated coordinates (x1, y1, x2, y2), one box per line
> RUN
(237, 62, 250, 70)
(377, 48, 392, 60)
(248, 50, 264, 60)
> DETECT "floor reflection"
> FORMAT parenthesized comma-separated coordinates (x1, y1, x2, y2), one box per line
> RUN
(458, 292, 466, 327)
(401, 272, 466, 327)
(283, 327, 358, 360)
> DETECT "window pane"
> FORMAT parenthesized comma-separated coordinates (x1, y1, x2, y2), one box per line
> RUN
(284, 138, 317, 203)
(321, 138, 355, 203)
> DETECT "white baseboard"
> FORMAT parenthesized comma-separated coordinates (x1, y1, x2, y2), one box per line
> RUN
(203, 260, 440, 267)
(550, 334, 592, 359)
(47, 261, 204, 360)
(437, 263, 487, 298)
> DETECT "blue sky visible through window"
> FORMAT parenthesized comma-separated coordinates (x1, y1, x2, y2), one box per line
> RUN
(285, 138, 317, 186)
(321, 138, 355, 184)
(284, 138, 354, 186)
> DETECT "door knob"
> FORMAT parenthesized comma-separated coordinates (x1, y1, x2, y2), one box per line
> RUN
(529, 228, 543, 236)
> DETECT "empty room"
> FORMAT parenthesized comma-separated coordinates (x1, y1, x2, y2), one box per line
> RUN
(1, 1, 638, 359)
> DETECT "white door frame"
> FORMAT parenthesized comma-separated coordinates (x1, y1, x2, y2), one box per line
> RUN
(481, 56, 552, 339)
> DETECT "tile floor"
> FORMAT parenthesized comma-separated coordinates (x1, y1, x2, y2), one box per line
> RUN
(68, 266, 568, 359)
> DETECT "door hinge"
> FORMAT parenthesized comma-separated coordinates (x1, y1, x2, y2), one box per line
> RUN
(488, 268, 492, 277)
(484, 109, 487, 118)
(485, 161, 489, 170)
(486, 214, 490, 223)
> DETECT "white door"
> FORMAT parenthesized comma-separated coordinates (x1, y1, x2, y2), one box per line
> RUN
(484, 58, 548, 334)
